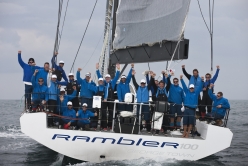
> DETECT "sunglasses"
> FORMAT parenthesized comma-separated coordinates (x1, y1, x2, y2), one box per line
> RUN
(68, 105, 72, 106)
(205, 76, 210, 78)
(173, 81, 178, 83)
(190, 88, 194, 89)
(38, 80, 43, 82)
(217, 95, 221, 97)
(28, 61, 34, 63)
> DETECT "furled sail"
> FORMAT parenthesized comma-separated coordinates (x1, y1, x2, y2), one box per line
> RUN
(113, 0, 191, 50)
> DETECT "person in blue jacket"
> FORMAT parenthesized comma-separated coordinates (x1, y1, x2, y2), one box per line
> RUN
(95, 63, 120, 131)
(18, 50, 42, 110)
(132, 70, 152, 132)
(88, 78, 106, 129)
(77, 103, 97, 131)
(180, 75, 203, 138)
(168, 77, 185, 130)
(31, 69, 48, 111)
(76, 68, 96, 109)
(206, 83, 230, 126)
(32, 62, 50, 86)
(117, 64, 133, 112)
(51, 52, 68, 82)
(201, 66, 220, 119)
(57, 87, 77, 114)
(59, 101, 77, 129)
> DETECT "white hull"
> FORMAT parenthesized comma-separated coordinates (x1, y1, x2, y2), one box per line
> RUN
(20, 112, 233, 163)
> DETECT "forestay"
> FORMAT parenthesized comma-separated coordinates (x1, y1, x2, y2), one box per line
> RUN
(113, 0, 191, 50)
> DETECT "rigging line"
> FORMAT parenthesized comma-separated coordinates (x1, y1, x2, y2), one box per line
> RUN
(58, 0, 70, 50)
(197, 0, 211, 34)
(70, 0, 98, 72)
(52, 0, 63, 63)
(82, 33, 104, 70)
(209, 0, 212, 34)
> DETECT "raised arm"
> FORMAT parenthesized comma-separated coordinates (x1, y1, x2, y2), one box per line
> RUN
(150, 72, 158, 92)
(126, 68, 133, 84)
(111, 63, 121, 87)
(208, 84, 217, 101)
(182, 65, 191, 80)
(18, 51, 27, 68)
(61, 70, 68, 82)
(95, 63, 102, 79)
(76, 68, 83, 84)
(131, 70, 139, 91)
(166, 75, 171, 92)
(145, 72, 150, 85)
(180, 75, 188, 94)
(31, 69, 39, 86)
(211, 66, 220, 84)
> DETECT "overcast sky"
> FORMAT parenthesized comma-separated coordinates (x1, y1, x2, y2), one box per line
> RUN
(0, 0, 247, 100)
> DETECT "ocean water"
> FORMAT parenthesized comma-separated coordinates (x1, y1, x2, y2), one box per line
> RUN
(0, 100, 247, 166)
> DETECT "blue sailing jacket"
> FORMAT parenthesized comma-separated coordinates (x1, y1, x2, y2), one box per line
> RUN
(31, 75, 48, 101)
(77, 71, 96, 98)
(168, 84, 185, 105)
(51, 56, 68, 82)
(77, 109, 95, 124)
(181, 79, 202, 108)
(208, 89, 230, 117)
(34, 68, 49, 86)
(18, 53, 41, 83)
(136, 86, 149, 103)
(57, 90, 77, 113)
(189, 75, 202, 90)
(46, 81, 59, 101)
(62, 108, 76, 123)
(117, 68, 132, 101)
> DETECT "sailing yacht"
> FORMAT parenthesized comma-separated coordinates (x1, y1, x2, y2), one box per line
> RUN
(20, 0, 233, 163)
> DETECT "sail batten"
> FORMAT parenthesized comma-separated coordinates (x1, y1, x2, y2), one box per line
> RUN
(113, 0, 191, 50)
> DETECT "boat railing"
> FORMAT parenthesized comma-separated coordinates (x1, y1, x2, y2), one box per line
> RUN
(22, 92, 231, 131)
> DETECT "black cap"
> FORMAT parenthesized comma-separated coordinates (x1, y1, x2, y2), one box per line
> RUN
(28, 58, 35, 63)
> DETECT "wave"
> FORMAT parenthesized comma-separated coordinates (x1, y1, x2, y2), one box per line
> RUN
(0, 142, 38, 151)
(0, 125, 29, 139)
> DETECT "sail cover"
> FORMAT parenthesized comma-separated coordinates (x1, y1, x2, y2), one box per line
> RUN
(113, 0, 191, 50)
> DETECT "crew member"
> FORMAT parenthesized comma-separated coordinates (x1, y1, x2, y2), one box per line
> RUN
(206, 83, 230, 126)
(95, 63, 120, 131)
(31, 69, 48, 112)
(51, 52, 68, 82)
(59, 101, 76, 129)
(77, 103, 97, 131)
(88, 78, 106, 129)
(65, 73, 80, 112)
(168, 77, 185, 130)
(33, 62, 50, 86)
(201, 66, 220, 119)
(132, 70, 152, 133)
(151, 71, 171, 135)
(117, 64, 133, 112)
(76, 68, 96, 109)
(180, 75, 203, 138)
(18, 50, 41, 110)
(57, 86, 77, 114)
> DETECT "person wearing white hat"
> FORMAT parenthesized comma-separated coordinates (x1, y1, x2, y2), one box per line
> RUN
(58, 86, 77, 113)
(117, 64, 134, 112)
(88, 77, 106, 129)
(76, 103, 97, 130)
(95, 63, 121, 131)
(51, 52, 68, 82)
(59, 101, 77, 129)
(180, 75, 203, 138)
(132, 70, 152, 132)
(77, 68, 96, 110)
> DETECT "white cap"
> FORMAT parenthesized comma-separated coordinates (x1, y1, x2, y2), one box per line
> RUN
(59, 60, 64, 64)
(98, 78, 103, 81)
(60, 88, 65, 92)
(85, 73, 91, 77)
(67, 101, 72, 105)
(140, 79, 146, 83)
(82, 103, 88, 107)
(189, 84, 195, 88)
(52, 75, 57, 78)
(68, 73, 74, 76)
(105, 74, 111, 78)
(121, 75, 126, 79)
